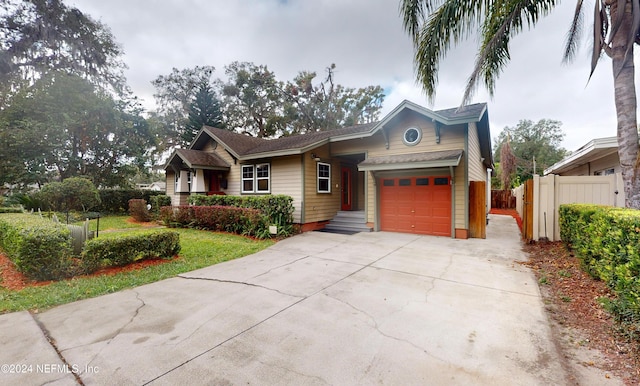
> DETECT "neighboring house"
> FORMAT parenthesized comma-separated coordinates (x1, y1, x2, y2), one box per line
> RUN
(544, 137, 619, 176)
(136, 181, 167, 191)
(164, 100, 493, 238)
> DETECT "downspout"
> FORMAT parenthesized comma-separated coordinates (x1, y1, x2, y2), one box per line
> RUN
(449, 165, 455, 238)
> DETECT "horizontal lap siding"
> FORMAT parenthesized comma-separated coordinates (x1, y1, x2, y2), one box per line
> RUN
(467, 122, 486, 181)
(271, 156, 303, 223)
(303, 145, 341, 223)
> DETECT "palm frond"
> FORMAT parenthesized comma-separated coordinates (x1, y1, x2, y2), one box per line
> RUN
(607, 0, 628, 45)
(590, 0, 604, 78)
(563, 0, 584, 63)
(413, 0, 486, 101)
(400, 0, 429, 42)
(462, 0, 558, 104)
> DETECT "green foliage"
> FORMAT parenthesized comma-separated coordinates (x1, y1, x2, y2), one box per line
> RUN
(0, 213, 73, 281)
(97, 189, 164, 213)
(185, 80, 224, 144)
(0, 207, 23, 214)
(36, 177, 100, 212)
(159, 205, 266, 237)
(559, 204, 640, 338)
(188, 194, 295, 235)
(150, 195, 172, 213)
(493, 119, 568, 184)
(0, 72, 153, 188)
(128, 199, 151, 222)
(81, 231, 180, 273)
(0, 228, 273, 313)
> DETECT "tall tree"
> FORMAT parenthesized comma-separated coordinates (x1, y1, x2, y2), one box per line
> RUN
(401, 0, 640, 208)
(219, 61, 286, 138)
(151, 65, 218, 147)
(0, 0, 126, 103)
(493, 119, 568, 183)
(500, 138, 517, 189)
(283, 64, 385, 134)
(184, 80, 224, 144)
(0, 72, 152, 188)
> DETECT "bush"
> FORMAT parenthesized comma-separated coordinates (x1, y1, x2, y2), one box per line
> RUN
(559, 204, 640, 340)
(160, 205, 267, 237)
(36, 177, 100, 212)
(0, 213, 73, 280)
(128, 199, 151, 222)
(150, 195, 171, 214)
(97, 189, 164, 214)
(0, 207, 23, 213)
(82, 230, 180, 273)
(188, 194, 294, 235)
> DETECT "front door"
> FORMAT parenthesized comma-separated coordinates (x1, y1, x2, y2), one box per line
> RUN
(341, 167, 352, 211)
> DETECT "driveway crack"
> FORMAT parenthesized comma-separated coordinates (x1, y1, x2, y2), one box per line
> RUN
(177, 275, 302, 298)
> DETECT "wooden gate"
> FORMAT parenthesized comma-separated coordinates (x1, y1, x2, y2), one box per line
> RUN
(522, 179, 534, 241)
(469, 181, 486, 239)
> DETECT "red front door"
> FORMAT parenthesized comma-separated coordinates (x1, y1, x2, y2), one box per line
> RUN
(341, 167, 352, 211)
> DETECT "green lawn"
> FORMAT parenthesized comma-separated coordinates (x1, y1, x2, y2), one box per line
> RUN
(0, 221, 275, 314)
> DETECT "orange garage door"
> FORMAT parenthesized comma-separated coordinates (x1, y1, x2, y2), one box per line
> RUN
(380, 176, 451, 236)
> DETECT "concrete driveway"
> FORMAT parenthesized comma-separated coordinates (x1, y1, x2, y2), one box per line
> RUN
(1, 215, 570, 385)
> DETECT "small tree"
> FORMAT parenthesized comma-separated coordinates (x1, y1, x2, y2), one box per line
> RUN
(37, 177, 100, 212)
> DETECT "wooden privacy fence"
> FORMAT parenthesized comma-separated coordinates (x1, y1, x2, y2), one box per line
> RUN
(491, 189, 516, 209)
(514, 173, 624, 241)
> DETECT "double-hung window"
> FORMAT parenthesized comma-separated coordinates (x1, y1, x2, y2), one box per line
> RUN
(242, 164, 270, 193)
(317, 162, 331, 193)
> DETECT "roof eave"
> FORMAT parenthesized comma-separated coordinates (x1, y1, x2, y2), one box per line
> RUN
(357, 156, 462, 172)
(544, 136, 618, 175)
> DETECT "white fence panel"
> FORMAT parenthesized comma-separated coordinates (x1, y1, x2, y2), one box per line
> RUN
(531, 173, 623, 241)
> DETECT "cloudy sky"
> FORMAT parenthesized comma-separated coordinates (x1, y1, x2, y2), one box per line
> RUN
(68, 0, 637, 152)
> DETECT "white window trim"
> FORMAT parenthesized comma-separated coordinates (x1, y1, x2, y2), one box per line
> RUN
(187, 171, 192, 192)
(242, 163, 271, 194)
(317, 162, 331, 193)
(174, 172, 179, 193)
(241, 165, 255, 193)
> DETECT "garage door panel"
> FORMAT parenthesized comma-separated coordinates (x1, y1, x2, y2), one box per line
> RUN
(380, 176, 451, 236)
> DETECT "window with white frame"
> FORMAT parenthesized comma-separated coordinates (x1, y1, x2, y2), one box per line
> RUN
(317, 162, 331, 193)
(242, 164, 270, 193)
(187, 171, 192, 192)
(174, 172, 179, 192)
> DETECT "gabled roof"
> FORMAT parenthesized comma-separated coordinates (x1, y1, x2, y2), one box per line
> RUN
(187, 100, 492, 167)
(165, 148, 231, 170)
(544, 137, 618, 175)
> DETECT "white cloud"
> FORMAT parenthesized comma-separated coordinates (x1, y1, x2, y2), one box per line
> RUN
(68, 0, 638, 152)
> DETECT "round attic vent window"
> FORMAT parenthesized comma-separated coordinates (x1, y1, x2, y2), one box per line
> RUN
(403, 127, 422, 146)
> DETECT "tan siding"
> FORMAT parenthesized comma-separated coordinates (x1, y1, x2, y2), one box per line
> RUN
(303, 145, 340, 223)
(271, 155, 303, 223)
(467, 122, 486, 181)
(166, 170, 176, 205)
(212, 146, 241, 194)
(332, 113, 468, 230)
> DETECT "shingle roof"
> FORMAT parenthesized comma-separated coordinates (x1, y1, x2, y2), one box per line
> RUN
(434, 103, 487, 121)
(202, 122, 377, 157)
(173, 149, 230, 169)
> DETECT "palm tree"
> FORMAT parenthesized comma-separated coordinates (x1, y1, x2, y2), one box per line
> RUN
(401, 0, 640, 208)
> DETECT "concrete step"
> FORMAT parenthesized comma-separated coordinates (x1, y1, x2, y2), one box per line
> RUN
(324, 211, 372, 234)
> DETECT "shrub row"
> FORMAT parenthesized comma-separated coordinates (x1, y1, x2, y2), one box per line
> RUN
(97, 189, 165, 214)
(188, 194, 294, 234)
(559, 204, 640, 339)
(82, 231, 180, 273)
(0, 213, 181, 280)
(0, 213, 72, 280)
(160, 205, 268, 237)
(0, 207, 23, 214)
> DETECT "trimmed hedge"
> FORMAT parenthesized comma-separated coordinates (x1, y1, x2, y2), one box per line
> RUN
(82, 230, 180, 273)
(150, 195, 171, 213)
(0, 213, 73, 280)
(97, 189, 165, 214)
(159, 206, 267, 237)
(559, 204, 640, 339)
(188, 194, 294, 235)
(0, 207, 23, 214)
